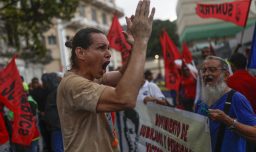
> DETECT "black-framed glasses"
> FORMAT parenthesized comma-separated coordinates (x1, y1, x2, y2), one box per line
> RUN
(199, 67, 226, 74)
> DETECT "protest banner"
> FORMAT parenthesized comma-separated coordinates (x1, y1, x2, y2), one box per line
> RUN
(196, 0, 251, 27)
(117, 103, 211, 152)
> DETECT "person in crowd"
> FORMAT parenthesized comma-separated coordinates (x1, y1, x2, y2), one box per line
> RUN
(21, 76, 29, 92)
(42, 73, 63, 152)
(195, 56, 256, 152)
(30, 77, 51, 152)
(201, 47, 212, 59)
(57, 1, 155, 152)
(138, 71, 171, 106)
(29, 77, 40, 91)
(227, 52, 256, 113)
(26, 96, 40, 152)
(179, 63, 196, 111)
(194, 46, 216, 106)
(144, 70, 154, 82)
(195, 46, 216, 67)
(227, 52, 256, 152)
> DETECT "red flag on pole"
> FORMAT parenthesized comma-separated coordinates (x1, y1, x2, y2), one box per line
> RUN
(182, 42, 193, 64)
(160, 31, 181, 91)
(161, 31, 181, 60)
(0, 57, 35, 145)
(195, 0, 252, 27)
(107, 15, 131, 62)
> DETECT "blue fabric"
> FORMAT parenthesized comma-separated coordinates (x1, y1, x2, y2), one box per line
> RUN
(248, 24, 256, 69)
(51, 129, 64, 152)
(196, 91, 256, 152)
(26, 140, 39, 152)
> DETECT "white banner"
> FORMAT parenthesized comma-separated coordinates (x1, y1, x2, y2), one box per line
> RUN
(117, 103, 211, 152)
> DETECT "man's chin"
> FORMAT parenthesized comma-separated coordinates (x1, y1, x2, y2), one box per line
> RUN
(204, 82, 215, 87)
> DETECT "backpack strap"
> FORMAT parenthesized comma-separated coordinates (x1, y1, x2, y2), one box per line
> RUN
(215, 90, 236, 152)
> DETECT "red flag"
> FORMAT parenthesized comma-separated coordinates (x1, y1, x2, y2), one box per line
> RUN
(161, 31, 180, 61)
(195, 0, 252, 27)
(107, 15, 131, 61)
(182, 42, 193, 64)
(160, 31, 181, 91)
(0, 101, 9, 144)
(227, 70, 256, 113)
(0, 57, 35, 145)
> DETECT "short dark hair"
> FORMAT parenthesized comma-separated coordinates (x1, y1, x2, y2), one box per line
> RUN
(65, 28, 104, 69)
(123, 109, 139, 133)
(229, 53, 247, 69)
(144, 70, 152, 79)
(32, 77, 39, 83)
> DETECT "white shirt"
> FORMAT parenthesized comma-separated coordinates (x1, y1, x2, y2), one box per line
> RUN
(136, 80, 165, 104)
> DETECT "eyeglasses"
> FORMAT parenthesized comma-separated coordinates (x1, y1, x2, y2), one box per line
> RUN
(199, 67, 226, 74)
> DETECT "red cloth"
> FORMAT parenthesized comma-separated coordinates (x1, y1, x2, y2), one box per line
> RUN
(0, 57, 36, 145)
(196, 0, 251, 27)
(107, 15, 131, 57)
(32, 123, 40, 140)
(160, 31, 181, 91)
(161, 31, 180, 61)
(182, 42, 193, 64)
(181, 74, 196, 99)
(227, 70, 256, 113)
(0, 105, 9, 144)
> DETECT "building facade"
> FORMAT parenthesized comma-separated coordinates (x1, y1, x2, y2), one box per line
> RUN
(176, 0, 256, 62)
(43, 0, 124, 72)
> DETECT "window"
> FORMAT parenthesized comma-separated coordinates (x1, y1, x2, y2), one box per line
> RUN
(91, 8, 97, 22)
(48, 35, 56, 45)
(102, 13, 107, 25)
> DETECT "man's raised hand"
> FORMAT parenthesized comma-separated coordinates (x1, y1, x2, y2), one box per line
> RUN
(126, 0, 155, 43)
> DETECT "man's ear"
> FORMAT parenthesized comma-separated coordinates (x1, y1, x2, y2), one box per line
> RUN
(75, 47, 86, 60)
(224, 70, 230, 81)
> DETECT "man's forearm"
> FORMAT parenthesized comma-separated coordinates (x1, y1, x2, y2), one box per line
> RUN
(223, 116, 256, 142)
(115, 40, 147, 101)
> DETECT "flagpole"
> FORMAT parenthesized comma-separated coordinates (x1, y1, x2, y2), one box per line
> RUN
(239, 0, 252, 45)
(240, 28, 245, 45)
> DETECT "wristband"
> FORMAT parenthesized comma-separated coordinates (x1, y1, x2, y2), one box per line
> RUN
(228, 119, 237, 130)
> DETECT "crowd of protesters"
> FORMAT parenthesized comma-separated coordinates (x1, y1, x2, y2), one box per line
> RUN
(0, 73, 64, 152)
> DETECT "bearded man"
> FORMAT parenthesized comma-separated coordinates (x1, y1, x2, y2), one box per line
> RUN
(195, 56, 256, 152)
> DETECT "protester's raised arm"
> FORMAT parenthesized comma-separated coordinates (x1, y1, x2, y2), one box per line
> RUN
(96, 0, 155, 112)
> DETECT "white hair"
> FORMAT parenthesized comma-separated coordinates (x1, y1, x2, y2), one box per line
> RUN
(201, 73, 227, 106)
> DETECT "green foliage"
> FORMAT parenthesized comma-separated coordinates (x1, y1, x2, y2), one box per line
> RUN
(0, 0, 79, 63)
(147, 19, 180, 59)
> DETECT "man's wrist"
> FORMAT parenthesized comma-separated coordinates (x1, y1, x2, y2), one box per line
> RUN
(228, 119, 237, 130)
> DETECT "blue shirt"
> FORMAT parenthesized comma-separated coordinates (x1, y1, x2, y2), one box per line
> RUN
(196, 91, 256, 152)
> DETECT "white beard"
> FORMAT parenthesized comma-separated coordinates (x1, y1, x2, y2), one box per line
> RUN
(201, 74, 228, 106)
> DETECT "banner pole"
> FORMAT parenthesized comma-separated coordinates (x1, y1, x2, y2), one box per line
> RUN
(240, 28, 245, 45)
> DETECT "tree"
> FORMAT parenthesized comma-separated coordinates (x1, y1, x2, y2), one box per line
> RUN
(147, 19, 179, 59)
(0, 0, 79, 64)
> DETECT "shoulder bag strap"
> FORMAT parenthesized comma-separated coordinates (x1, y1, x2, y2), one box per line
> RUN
(215, 90, 235, 152)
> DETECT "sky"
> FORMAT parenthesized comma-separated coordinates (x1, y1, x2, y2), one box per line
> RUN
(115, 0, 178, 24)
